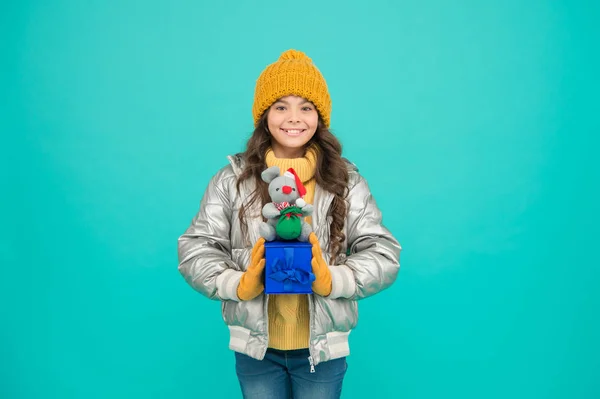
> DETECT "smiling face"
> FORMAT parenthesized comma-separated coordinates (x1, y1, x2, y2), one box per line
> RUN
(266, 95, 319, 158)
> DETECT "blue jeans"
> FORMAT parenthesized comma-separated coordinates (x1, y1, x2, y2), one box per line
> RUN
(235, 348, 347, 399)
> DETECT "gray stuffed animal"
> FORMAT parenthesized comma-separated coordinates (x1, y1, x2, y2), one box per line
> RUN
(259, 166, 314, 242)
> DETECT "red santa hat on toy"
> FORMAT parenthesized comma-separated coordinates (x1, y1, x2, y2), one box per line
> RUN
(284, 168, 307, 207)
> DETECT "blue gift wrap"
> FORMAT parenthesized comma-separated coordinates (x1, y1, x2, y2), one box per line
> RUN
(264, 241, 314, 294)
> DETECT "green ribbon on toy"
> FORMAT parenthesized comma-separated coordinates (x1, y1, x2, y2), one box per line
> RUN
(275, 205, 303, 240)
(268, 247, 315, 292)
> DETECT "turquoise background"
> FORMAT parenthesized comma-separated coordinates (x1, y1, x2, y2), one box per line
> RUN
(2, 0, 599, 398)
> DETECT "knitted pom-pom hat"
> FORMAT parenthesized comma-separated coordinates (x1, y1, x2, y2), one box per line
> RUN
(252, 49, 331, 127)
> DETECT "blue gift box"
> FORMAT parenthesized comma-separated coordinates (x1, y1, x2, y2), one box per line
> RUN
(264, 241, 314, 294)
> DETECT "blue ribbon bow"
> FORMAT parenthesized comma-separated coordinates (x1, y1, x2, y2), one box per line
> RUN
(268, 248, 315, 292)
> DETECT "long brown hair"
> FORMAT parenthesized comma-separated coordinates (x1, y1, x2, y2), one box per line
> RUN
(236, 110, 350, 263)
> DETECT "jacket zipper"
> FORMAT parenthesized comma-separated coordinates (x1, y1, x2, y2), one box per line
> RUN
(262, 294, 270, 359)
(307, 187, 334, 372)
(308, 352, 316, 373)
(308, 294, 316, 373)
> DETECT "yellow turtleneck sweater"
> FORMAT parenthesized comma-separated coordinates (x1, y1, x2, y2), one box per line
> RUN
(265, 145, 317, 350)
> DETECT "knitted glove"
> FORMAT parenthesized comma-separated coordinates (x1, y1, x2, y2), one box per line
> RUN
(237, 238, 266, 301)
(309, 232, 332, 296)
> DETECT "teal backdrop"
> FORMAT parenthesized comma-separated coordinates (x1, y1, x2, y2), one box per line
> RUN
(2, 0, 599, 398)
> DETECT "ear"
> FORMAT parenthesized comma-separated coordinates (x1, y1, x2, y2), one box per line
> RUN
(261, 166, 280, 183)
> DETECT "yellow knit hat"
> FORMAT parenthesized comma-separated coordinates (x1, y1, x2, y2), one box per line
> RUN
(252, 49, 331, 127)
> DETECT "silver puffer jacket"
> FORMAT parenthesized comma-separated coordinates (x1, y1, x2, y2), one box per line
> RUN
(178, 154, 401, 366)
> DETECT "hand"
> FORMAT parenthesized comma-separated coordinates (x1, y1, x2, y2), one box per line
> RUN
(309, 233, 332, 297)
(237, 238, 266, 301)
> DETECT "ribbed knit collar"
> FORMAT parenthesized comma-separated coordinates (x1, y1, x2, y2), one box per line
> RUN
(265, 145, 318, 183)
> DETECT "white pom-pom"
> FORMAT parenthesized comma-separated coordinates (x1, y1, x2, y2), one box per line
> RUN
(296, 198, 306, 207)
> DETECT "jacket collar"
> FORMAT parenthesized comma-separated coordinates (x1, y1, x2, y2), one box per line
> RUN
(226, 153, 245, 177)
(226, 153, 358, 230)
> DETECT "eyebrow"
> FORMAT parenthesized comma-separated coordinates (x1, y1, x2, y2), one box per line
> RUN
(275, 99, 313, 105)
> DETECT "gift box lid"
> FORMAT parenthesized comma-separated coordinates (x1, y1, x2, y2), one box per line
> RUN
(264, 241, 312, 249)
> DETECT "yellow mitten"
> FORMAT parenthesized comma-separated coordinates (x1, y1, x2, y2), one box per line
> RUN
(309, 233, 332, 296)
(237, 238, 266, 301)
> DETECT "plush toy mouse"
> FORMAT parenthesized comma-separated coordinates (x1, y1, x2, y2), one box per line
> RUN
(259, 166, 314, 242)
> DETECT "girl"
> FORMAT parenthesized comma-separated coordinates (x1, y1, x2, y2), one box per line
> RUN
(178, 49, 401, 399)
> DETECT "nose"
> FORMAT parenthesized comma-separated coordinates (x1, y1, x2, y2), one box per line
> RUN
(288, 109, 300, 123)
(282, 186, 292, 194)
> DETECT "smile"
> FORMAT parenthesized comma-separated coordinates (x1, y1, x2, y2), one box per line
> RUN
(280, 128, 306, 136)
